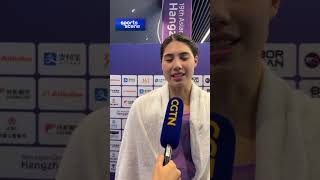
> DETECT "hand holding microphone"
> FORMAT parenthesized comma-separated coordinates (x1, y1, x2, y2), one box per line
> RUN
(152, 154, 181, 180)
(160, 97, 184, 166)
(153, 97, 183, 180)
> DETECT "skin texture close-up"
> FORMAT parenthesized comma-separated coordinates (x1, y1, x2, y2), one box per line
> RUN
(211, 0, 281, 166)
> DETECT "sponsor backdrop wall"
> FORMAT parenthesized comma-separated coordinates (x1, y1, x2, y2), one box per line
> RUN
(109, 43, 210, 179)
(0, 1, 109, 179)
(0, 43, 108, 179)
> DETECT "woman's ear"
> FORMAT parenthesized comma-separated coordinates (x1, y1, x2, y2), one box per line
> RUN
(194, 56, 199, 68)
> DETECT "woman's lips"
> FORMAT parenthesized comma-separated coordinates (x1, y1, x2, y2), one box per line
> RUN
(171, 73, 184, 81)
(211, 37, 240, 64)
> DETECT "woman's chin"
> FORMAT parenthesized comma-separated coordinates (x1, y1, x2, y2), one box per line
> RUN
(168, 81, 188, 89)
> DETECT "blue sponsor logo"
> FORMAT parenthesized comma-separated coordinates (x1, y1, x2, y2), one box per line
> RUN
(44, 52, 57, 65)
(95, 88, 108, 101)
(124, 78, 128, 83)
(139, 89, 144, 94)
(115, 18, 145, 31)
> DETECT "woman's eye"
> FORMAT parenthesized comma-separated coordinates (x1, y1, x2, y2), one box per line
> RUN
(180, 55, 189, 60)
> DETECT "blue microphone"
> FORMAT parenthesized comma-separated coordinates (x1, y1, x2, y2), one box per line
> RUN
(160, 97, 184, 166)
(210, 113, 236, 180)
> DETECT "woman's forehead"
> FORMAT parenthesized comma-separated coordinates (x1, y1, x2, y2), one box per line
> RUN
(164, 41, 192, 52)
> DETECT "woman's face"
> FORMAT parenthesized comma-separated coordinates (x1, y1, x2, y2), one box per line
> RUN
(211, 0, 280, 72)
(162, 40, 198, 89)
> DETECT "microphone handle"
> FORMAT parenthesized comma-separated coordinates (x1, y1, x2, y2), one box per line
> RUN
(163, 144, 172, 166)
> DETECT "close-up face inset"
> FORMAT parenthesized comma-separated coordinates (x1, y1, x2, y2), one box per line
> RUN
(211, 0, 280, 72)
(162, 40, 198, 89)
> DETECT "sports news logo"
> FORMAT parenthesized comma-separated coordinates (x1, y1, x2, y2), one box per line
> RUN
(304, 52, 320, 68)
(43, 52, 81, 66)
(95, 88, 108, 101)
(115, 18, 145, 31)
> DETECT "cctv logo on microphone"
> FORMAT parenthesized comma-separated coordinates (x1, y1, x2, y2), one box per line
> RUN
(115, 18, 145, 31)
(167, 99, 180, 126)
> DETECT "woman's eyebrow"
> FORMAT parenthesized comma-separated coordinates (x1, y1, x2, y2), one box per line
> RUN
(164, 54, 174, 58)
(179, 52, 190, 56)
(164, 52, 190, 58)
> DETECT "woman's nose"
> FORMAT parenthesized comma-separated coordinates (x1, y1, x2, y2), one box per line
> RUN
(211, 0, 231, 32)
(172, 59, 183, 70)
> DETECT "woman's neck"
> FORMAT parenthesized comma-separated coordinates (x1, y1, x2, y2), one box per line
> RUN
(169, 81, 192, 106)
(211, 63, 263, 139)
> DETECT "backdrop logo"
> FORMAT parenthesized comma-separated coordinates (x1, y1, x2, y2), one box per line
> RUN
(142, 78, 150, 84)
(0, 55, 33, 63)
(21, 154, 61, 172)
(45, 123, 57, 134)
(192, 77, 200, 83)
(0, 117, 27, 140)
(205, 77, 210, 84)
(154, 76, 166, 86)
(115, 18, 145, 31)
(41, 90, 83, 97)
(304, 52, 320, 68)
(43, 52, 81, 66)
(310, 86, 320, 98)
(138, 87, 152, 96)
(111, 89, 121, 95)
(0, 88, 31, 100)
(95, 88, 108, 101)
(44, 52, 57, 65)
(122, 77, 136, 84)
(110, 97, 121, 107)
(45, 123, 76, 135)
(262, 50, 284, 68)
